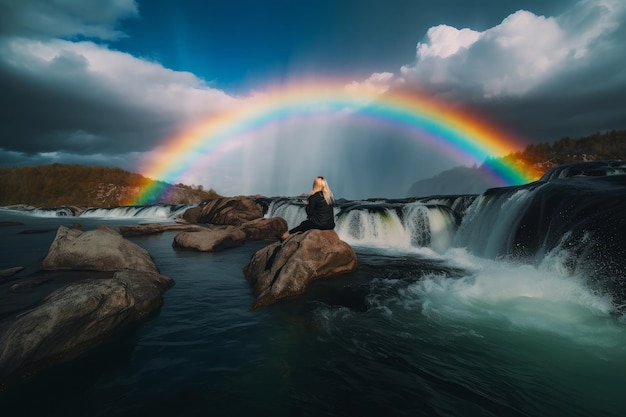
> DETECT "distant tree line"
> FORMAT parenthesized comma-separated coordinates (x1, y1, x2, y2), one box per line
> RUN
(0, 164, 220, 207)
(506, 129, 626, 166)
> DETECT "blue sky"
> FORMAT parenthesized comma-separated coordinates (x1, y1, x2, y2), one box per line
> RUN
(111, 0, 570, 92)
(0, 0, 625, 198)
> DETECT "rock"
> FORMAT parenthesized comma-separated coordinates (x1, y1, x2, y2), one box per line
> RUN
(0, 266, 24, 278)
(243, 230, 358, 308)
(172, 226, 247, 252)
(40, 225, 159, 274)
(240, 217, 288, 240)
(0, 270, 174, 382)
(182, 197, 264, 225)
(172, 218, 288, 252)
(10, 278, 53, 291)
(118, 222, 205, 237)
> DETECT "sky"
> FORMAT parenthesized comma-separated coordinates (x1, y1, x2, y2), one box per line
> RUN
(0, 0, 625, 199)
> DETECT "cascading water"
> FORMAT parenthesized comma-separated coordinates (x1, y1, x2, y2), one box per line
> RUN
(80, 204, 193, 219)
(265, 198, 460, 252)
(8, 207, 76, 217)
(452, 183, 542, 259)
(335, 203, 411, 248)
(447, 170, 626, 309)
(2, 204, 195, 220)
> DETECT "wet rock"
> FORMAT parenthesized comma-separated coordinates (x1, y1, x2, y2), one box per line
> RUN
(0, 267, 24, 278)
(172, 226, 246, 252)
(118, 222, 205, 237)
(240, 217, 287, 240)
(10, 278, 53, 291)
(0, 270, 174, 382)
(243, 230, 358, 308)
(182, 197, 264, 226)
(172, 218, 287, 252)
(41, 225, 159, 274)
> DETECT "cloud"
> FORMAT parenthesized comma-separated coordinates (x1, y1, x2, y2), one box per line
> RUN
(416, 25, 480, 59)
(0, 36, 236, 155)
(0, 0, 138, 40)
(0, 0, 238, 162)
(400, 0, 625, 99)
(344, 72, 396, 97)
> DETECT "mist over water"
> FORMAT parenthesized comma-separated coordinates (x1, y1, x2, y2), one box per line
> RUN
(188, 117, 462, 199)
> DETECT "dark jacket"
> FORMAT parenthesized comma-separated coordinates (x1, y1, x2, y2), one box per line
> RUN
(306, 191, 335, 229)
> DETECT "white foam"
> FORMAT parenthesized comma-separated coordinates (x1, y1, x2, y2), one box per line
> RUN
(405, 248, 622, 347)
(79, 204, 192, 219)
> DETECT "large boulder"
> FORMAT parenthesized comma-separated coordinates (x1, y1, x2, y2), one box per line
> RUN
(0, 270, 174, 382)
(41, 225, 159, 273)
(181, 197, 264, 225)
(243, 230, 358, 308)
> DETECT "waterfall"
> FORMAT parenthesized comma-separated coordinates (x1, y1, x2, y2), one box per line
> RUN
(452, 184, 542, 259)
(21, 207, 76, 217)
(265, 198, 460, 252)
(3, 204, 195, 219)
(79, 204, 193, 219)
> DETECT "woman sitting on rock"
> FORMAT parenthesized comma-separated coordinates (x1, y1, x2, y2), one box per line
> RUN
(280, 176, 335, 241)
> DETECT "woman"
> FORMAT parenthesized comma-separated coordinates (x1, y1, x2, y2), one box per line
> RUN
(280, 176, 335, 240)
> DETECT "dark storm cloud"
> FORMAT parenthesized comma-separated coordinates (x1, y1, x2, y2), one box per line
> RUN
(1, 55, 167, 155)
(0, 37, 235, 157)
(478, 50, 626, 142)
(0, 0, 235, 166)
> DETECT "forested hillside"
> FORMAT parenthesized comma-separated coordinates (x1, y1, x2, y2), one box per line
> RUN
(504, 129, 626, 174)
(0, 164, 220, 207)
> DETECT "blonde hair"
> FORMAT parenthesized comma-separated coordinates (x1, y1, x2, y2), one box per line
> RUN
(311, 176, 334, 205)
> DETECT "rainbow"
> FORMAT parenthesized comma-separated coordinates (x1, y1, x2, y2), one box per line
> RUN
(130, 82, 537, 204)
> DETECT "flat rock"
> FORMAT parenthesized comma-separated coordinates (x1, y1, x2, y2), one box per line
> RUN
(118, 222, 205, 237)
(172, 226, 247, 252)
(172, 217, 287, 252)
